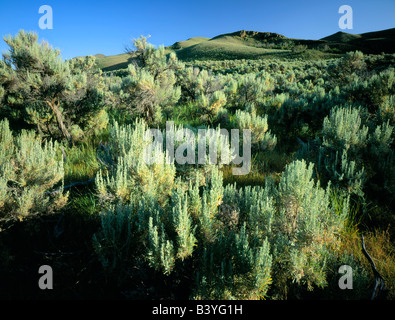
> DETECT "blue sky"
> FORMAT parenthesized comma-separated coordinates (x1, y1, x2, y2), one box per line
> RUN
(0, 0, 394, 60)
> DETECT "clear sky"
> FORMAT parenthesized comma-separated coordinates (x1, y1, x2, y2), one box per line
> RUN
(0, 0, 394, 60)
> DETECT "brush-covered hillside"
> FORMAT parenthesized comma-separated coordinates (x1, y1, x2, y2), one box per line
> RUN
(95, 28, 395, 71)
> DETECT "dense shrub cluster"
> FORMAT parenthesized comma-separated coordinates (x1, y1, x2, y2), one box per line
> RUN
(93, 149, 350, 298)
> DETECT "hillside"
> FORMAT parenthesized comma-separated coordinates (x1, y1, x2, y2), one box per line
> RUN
(95, 53, 131, 71)
(95, 28, 395, 71)
(173, 30, 295, 61)
(320, 28, 395, 54)
(321, 31, 362, 42)
(168, 36, 210, 50)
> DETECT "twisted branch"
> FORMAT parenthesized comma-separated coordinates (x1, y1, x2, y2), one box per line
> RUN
(361, 234, 388, 300)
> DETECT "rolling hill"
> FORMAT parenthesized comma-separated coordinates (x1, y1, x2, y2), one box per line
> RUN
(95, 53, 131, 71)
(94, 28, 395, 71)
(173, 31, 294, 61)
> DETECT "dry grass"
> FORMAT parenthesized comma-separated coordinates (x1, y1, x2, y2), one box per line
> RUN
(340, 229, 395, 299)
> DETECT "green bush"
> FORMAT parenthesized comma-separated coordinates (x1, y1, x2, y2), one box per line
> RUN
(270, 160, 347, 295)
(234, 110, 277, 151)
(0, 31, 107, 145)
(92, 203, 134, 278)
(95, 118, 176, 206)
(322, 106, 369, 155)
(229, 73, 274, 111)
(300, 106, 395, 199)
(112, 37, 183, 125)
(196, 90, 227, 125)
(0, 119, 67, 224)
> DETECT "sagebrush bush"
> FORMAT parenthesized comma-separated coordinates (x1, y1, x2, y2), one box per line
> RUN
(96, 118, 176, 206)
(329, 51, 366, 85)
(234, 110, 277, 151)
(270, 160, 347, 295)
(177, 67, 225, 103)
(112, 37, 183, 125)
(321, 106, 369, 155)
(308, 106, 394, 199)
(0, 31, 107, 145)
(92, 203, 134, 277)
(116, 63, 180, 125)
(0, 119, 67, 223)
(196, 90, 227, 125)
(344, 68, 395, 112)
(315, 106, 368, 197)
(377, 95, 395, 125)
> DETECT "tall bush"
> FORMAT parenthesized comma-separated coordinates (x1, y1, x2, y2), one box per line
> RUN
(114, 36, 182, 124)
(0, 31, 107, 145)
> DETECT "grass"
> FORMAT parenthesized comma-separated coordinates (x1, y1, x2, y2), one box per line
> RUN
(174, 39, 291, 61)
(339, 229, 395, 299)
(363, 230, 395, 299)
(167, 102, 201, 125)
(95, 53, 131, 71)
(69, 189, 100, 216)
(222, 147, 293, 188)
(326, 185, 395, 299)
(169, 37, 210, 50)
(329, 188, 364, 237)
(63, 141, 100, 185)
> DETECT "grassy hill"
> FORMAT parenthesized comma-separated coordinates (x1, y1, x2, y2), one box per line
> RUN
(173, 31, 293, 61)
(95, 53, 131, 71)
(95, 28, 395, 71)
(168, 36, 210, 50)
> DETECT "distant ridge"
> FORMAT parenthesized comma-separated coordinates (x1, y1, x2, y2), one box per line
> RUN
(94, 28, 395, 71)
(320, 28, 395, 53)
(211, 30, 287, 41)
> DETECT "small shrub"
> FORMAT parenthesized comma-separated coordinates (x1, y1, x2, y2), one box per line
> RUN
(95, 118, 176, 206)
(0, 119, 67, 224)
(234, 110, 277, 151)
